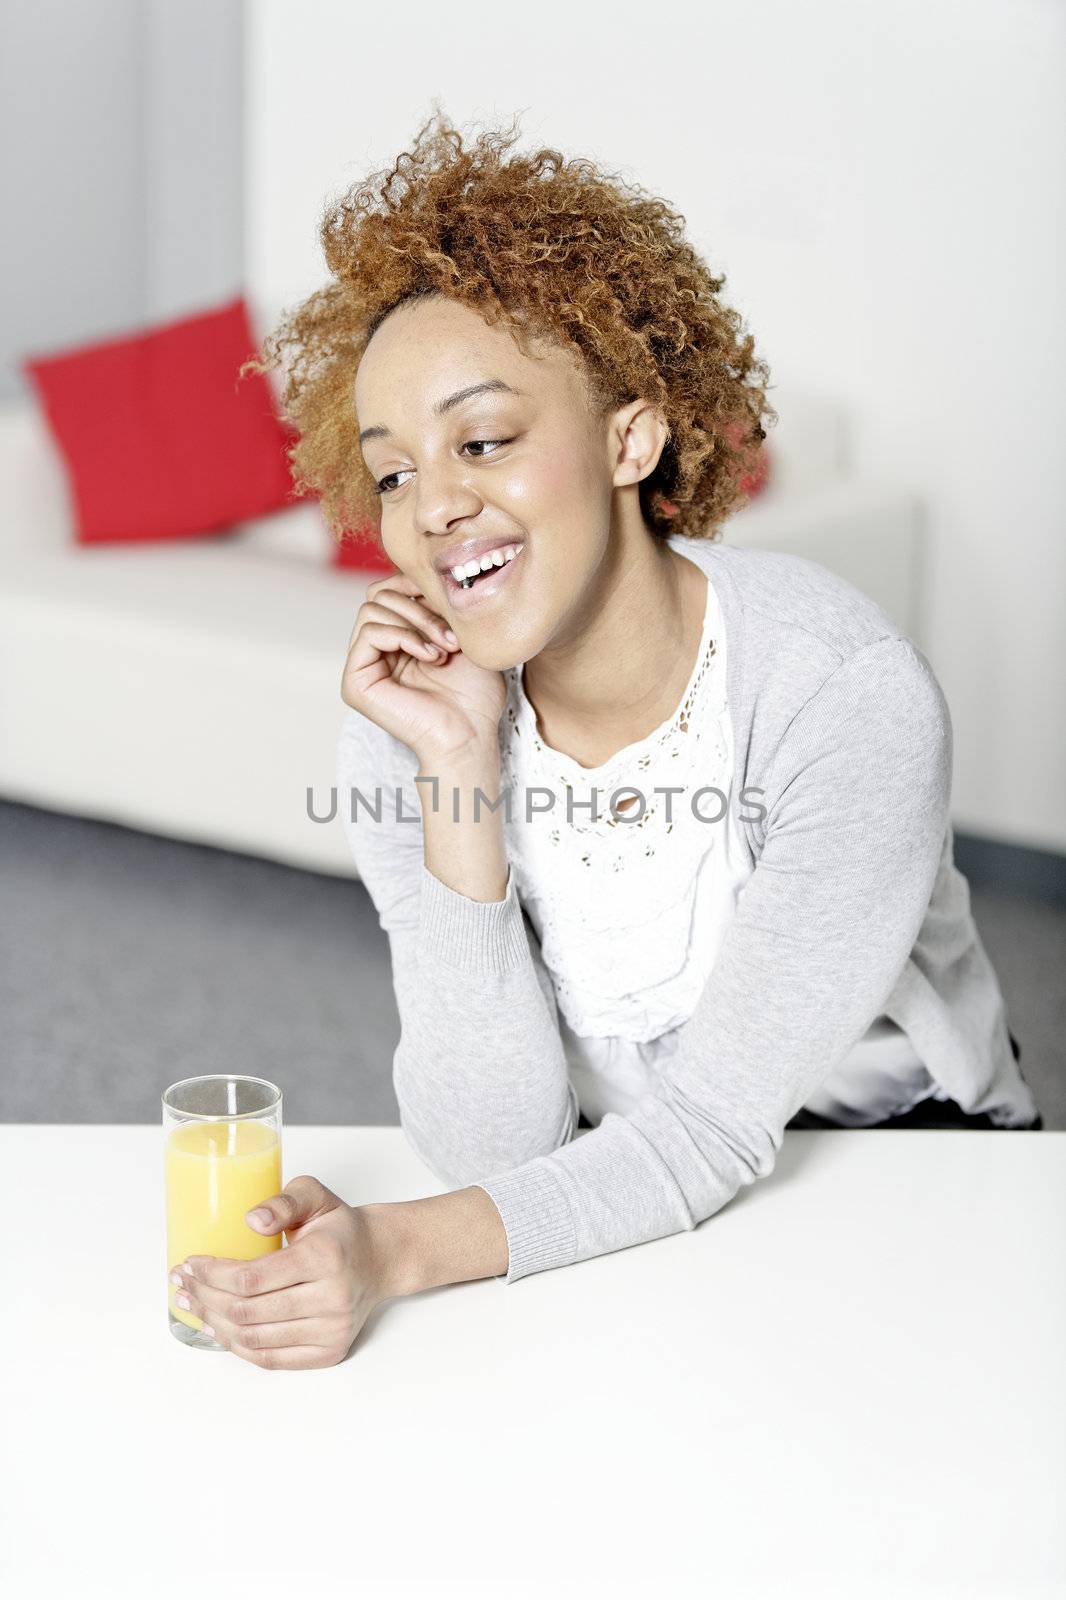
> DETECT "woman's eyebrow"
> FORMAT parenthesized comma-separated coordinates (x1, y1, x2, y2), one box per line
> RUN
(358, 379, 524, 447)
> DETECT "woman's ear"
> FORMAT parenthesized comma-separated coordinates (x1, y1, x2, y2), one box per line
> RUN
(609, 399, 669, 488)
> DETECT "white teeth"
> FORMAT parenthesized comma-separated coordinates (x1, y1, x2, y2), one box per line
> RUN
(449, 545, 521, 585)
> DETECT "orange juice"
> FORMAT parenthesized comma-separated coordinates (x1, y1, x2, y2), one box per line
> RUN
(165, 1118, 282, 1332)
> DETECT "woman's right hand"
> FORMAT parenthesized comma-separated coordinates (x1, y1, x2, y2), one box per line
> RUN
(340, 572, 507, 766)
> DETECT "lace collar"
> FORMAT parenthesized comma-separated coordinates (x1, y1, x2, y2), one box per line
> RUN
(502, 569, 720, 793)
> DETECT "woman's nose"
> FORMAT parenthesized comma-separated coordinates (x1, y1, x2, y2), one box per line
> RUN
(412, 461, 483, 533)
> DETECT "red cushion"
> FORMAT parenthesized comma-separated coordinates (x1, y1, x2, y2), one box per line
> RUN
(21, 296, 296, 543)
(739, 445, 770, 498)
(724, 421, 771, 499)
(332, 526, 398, 574)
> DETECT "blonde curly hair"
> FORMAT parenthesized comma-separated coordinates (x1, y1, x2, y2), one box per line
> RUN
(242, 105, 776, 547)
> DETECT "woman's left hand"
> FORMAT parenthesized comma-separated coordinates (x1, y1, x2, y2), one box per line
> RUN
(168, 1175, 386, 1370)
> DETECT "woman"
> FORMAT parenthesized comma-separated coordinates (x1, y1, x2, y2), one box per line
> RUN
(168, 112, 1041, 1370)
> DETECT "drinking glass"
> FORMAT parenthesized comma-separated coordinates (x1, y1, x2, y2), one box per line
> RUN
(163, 1075, 283, 1349)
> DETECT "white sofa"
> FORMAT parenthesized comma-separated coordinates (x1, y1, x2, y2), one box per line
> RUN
(0, 388, 922, 878)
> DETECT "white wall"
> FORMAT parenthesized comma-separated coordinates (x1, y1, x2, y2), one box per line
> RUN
(0, 0, 244, 400)
(0, 0, 142, 399)
(245, 0, 1066, 854)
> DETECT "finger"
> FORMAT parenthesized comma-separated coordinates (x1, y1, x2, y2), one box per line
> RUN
(356, 603, 457, 659)
(350, 620, 448, 666)
(216, 1316, 333, 1353)
(178, 1248, 311, 1297)
(226, 1338, 347, 1371)
(249, 1174, 340, 1237)
(177, 1275, 324, 1329)
(369, 586, 455, 634)
(207, 1297, 353, 1353)
(360, 595, 458, 651)
(364, 571, 423, 601)
(346, 576, 425, 650)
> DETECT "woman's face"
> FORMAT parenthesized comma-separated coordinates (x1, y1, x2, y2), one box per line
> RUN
(354, 293, 643, 671)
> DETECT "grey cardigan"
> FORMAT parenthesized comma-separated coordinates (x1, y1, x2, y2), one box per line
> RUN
(337, 539, 1038, 1284)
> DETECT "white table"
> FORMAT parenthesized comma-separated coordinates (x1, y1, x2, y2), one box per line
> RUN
(2, 1124, 1064, 1600)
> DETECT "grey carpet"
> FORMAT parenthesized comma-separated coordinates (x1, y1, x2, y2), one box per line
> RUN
(1, 799, 1063, 1128)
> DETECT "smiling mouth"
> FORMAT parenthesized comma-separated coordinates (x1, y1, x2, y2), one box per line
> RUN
(445, 542, 524, 589)
(441, 543, 525, 609)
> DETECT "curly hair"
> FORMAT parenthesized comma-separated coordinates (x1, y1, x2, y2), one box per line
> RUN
(242, 105, 777, 546)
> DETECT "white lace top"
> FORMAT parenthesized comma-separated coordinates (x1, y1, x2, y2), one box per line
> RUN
(498, 571, 746, 1042)
(496, 561, 943, 1128)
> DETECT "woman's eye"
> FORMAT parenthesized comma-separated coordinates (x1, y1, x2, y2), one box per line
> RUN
(462, 437, 511, 458)
(376, 469, 414, 496)
(376, 440, 511, 495)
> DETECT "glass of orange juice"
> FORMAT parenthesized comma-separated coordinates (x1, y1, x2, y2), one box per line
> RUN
(163, 1075, 283, 1350)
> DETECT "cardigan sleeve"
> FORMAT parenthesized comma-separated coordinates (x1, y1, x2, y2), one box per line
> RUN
(336, 709, 580, 1195)
(338, 634, 951, 1286)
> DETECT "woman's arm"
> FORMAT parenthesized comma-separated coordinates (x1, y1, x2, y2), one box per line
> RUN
(463, 635, 953, 1281)
(337, 708, 580, 1196)
(341, 635, 950, 1292)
